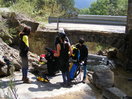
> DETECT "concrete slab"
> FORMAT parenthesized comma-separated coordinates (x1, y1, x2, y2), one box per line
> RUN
(45, 23, 126, 33)
(0, 72, 96, 99)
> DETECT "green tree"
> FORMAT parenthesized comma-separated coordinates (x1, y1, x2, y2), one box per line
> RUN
(89, 0, 110, 15)
(57, 0, 77, 17)
(79, 8, 89, 15)
(79, 0, 128, 16)
(108, 0, 128, 15)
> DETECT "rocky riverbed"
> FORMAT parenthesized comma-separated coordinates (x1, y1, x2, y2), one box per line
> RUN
(0, 71, 96, 99)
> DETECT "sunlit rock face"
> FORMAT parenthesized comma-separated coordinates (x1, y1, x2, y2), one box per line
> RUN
(0, 38, 38, 77)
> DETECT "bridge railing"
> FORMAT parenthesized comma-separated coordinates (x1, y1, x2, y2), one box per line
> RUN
(48, 15, 127, 26)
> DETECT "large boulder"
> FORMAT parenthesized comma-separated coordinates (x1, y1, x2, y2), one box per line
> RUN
(92, 65, 114, 89)
(0, 38, 38, 77)
(21, 20, 39, 32)
(0, 65, 8, 76)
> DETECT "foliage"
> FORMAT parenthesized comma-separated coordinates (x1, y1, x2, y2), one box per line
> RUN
(57, 0, 78, 17)
(0, 0, 77, 22)
(89, 0, 110, 15)
(0, 21, 12, 44)
(79, 8, 90, 14)
(96, 44, 103, 52)
(79, 0, 128, 16)
(6, 78, 18, 99)
(10, 0, 35, 17)
(0, 78, 18, 99)
(9, 28, 17, 38)
(0, 0, 16, 7)
(108, 0, 128, 16)
(0, 21, 18, 45)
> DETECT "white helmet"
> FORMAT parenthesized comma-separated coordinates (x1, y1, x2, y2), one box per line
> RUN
(58, 28, 65, 34)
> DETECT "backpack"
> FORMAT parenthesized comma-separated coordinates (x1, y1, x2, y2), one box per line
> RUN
(71, 46, 80, 62)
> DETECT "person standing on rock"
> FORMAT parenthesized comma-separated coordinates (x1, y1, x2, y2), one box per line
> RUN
(54, 28, 71, 75)
(54, 33, 72, 87)
(19, 26, 31, 83)
(77, 38, 88, 83)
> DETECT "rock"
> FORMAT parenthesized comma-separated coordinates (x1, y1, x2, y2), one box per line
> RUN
(0, 55, 6, 66)
(87, 54, 107, 65)
(31, 62, 48, 75)
(92, 65, 110, 72)
(107, 49, 117, 59)
(0, 38, 38, 77)
(92, 65, 114, 89)
(12, 59, 21, 71)
(96, 50, 104, 55)
(103, 87, 127, 99)
(0, 65, 8, 76)
(28, 52, 38, 63)
(21, 20, 39, 32)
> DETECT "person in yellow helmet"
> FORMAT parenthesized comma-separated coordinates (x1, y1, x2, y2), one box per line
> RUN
(19, 26, 31, 83)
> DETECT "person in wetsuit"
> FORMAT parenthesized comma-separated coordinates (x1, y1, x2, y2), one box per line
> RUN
(54, 34, 72, 87)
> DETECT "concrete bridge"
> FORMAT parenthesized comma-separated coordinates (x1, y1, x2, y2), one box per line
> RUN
(31, 23, 126, 54)
(45, 23, 126, 48)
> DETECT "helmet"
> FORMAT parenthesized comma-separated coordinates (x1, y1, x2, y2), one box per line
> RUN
(58, 28, 65, 34)
(79, 38, 84, 44)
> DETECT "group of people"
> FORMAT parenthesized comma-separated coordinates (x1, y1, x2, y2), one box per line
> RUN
(19, 27, 88, 87)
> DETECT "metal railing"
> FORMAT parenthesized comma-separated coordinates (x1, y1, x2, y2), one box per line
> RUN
(48, 15, 127, 26)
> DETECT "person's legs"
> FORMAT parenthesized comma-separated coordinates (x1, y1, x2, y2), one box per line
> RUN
(82, 64, 87, 82)
(66, 71, 70, 82)
(21, 56, 30, 83)
(66, 71, 71, 86)
(62, 72, 67, 84)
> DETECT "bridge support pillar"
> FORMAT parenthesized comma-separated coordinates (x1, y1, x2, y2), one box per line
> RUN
(124, 0, 132, 70)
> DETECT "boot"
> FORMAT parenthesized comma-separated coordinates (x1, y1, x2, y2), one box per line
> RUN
(82, 77, 86, 83)
(22, 77, 31, 83)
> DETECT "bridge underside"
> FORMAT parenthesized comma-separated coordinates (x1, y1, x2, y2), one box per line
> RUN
(31, 28, 126, 55)
(66, 30, 126, 49)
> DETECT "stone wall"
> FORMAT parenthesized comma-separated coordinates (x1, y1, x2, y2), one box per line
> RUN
(29, 30, 57, 55)
(66, 30, 126, 49)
